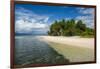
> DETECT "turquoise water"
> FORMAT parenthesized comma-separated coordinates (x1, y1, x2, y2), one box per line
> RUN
(14, 36, 69, 67)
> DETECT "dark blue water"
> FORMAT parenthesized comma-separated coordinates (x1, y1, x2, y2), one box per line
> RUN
(14, 36, 69, 67)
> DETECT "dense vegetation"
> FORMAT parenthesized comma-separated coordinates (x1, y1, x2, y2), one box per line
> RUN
(48, 19, 94, 37)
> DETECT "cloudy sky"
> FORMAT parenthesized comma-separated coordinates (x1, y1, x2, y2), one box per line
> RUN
(15, 4, 95, 35)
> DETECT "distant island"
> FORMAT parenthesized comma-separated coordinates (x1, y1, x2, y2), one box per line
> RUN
(15, 32, 47, 36)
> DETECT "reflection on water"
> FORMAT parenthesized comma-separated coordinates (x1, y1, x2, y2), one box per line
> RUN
(15, 36, 69, 67)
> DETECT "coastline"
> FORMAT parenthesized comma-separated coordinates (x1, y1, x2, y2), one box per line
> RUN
(40, 36, 94, 49)
(39, 35, 94, 62)
(15, 35, 95, 63)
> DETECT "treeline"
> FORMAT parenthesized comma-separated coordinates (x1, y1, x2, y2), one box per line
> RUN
(48, 19, 94, 37)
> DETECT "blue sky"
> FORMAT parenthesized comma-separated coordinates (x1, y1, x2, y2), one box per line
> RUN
(15, 4, 94, 35)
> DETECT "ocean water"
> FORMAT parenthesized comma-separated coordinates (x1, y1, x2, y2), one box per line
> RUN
(14, 36, 69, 67)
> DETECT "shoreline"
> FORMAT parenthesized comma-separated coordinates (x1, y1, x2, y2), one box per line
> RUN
(15, 35, 95, 63)
(15, 35, 94, 49)
(40, 36, 94, 49)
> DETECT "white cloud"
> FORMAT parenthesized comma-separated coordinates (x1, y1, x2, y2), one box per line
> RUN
(76, 15, 94, 28)
(76, 7, 94, 15)
(76, 8, 95, 28)
(15, 7, 50, 34)
(79, 8, 94, 15)
(15, 20, 49, 34)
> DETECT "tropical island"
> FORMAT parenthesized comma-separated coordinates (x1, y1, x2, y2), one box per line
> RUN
(48, 19, 94, 37)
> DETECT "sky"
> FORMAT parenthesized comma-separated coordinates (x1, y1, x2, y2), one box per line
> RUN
(15, 4, 95, 35)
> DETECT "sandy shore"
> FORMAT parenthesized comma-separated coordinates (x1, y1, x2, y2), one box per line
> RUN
(39, 36, 94, 49)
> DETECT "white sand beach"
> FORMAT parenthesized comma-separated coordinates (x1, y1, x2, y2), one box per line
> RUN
(40, 36, 94, 49)
(38, 36, 95, 62)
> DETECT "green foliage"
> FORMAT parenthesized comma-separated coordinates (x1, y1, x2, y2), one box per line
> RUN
(81, 28, 94, 37)
(48, 19, 94, 37)
(76, 20, 86, 31)
(75, 20, 86, 35)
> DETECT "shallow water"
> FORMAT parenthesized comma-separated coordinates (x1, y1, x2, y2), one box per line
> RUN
(14, 36, 69, 67)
